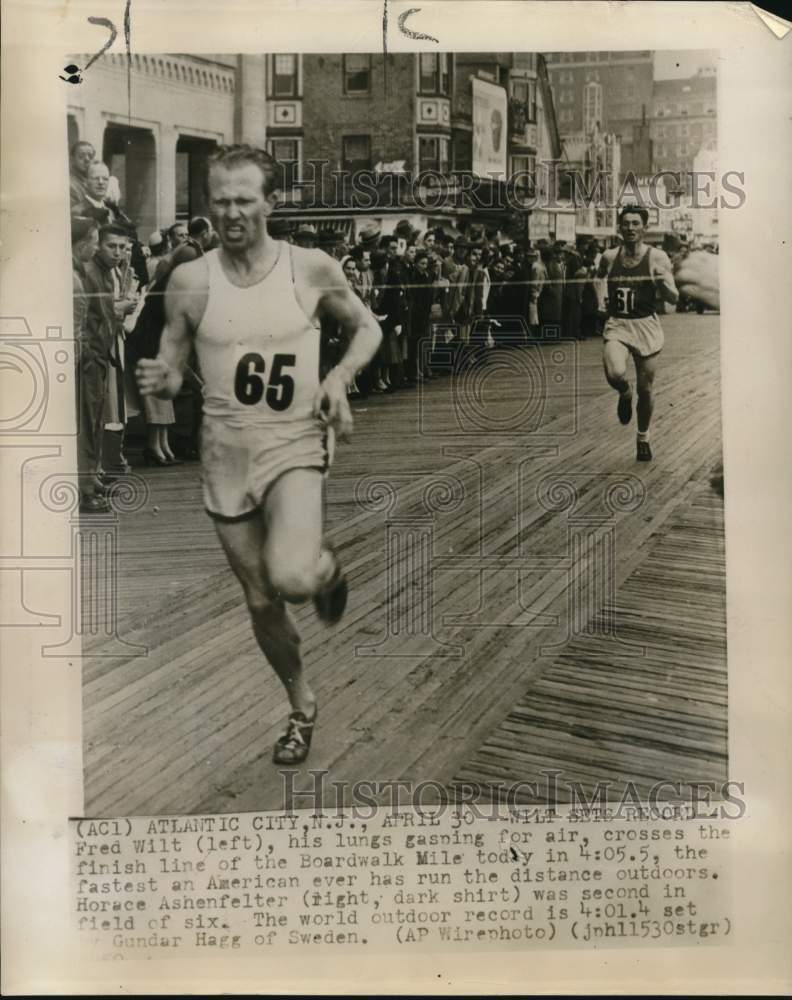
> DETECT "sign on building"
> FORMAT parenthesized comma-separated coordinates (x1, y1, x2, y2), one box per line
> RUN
(472, 78, 508, 180)
(555, 212, 576, 243)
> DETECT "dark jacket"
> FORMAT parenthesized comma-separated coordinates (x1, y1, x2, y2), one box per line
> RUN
(374, 258, 405, 326)
(72, 259, 89, 354)
(82, 255, 121, 364)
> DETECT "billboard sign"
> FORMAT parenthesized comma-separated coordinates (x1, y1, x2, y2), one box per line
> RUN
(472, 77, 508, 180)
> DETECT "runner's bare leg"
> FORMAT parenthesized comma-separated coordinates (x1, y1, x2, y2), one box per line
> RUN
(213, 515, 316, 718)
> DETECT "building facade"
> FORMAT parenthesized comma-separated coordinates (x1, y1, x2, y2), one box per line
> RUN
(650, 70, 717, 186)
(544, 51, 654, 174)
(67, 54, 267, 236)
(68, 51, 570, 244)
(267, 51, 565, 243)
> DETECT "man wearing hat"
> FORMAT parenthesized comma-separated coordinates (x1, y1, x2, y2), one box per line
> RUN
(357, 220, 381, 250)
(444, 237, 471, 339)
(268, 216, 294, 241)
(294, 223, 317, 249)
(317, 228, 346, 259)
(393, 218, 419, 248)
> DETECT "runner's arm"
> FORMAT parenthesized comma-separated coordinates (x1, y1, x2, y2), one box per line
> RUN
(316, 258, 382, 385)
(596, 248, 616, 280)
(650, 248, 679, 306)
(135, 266, 196, 399)
(311, 256, 382, 441)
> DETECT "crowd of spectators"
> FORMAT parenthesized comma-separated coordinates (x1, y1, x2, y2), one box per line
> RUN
(70, 139, 643, 514)
(278, 217, 610, 398)
(70, 140, 216, 511)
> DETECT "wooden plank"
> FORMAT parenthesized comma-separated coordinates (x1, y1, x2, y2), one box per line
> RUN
(82, 314, 727, 815)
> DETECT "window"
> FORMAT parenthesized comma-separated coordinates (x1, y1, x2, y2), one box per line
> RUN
(692, 102, 703, 114)
(267, 138, 300, 186)
(561, 89, 573, 104)
(343, 54, 371, 94)
(560, 109, 574, 123)
(510, 78, 537, 121)
(512, 152, 536, 192)
(418, 135, 449, 174)
(419, 53, 451, 95)
(271, 54, 297, 97)
(342, 134, 370, 172)
(513, 53, 536, 72)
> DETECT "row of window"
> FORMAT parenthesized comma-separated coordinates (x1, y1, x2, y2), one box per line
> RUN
(655, 142, 704, 157)
(269, 53, 452, 97)
(553, 51, 648, 64)
(655, 102, 716, 116)
(266, 135, 453, 179)
(655, 121, 716, 138)
(265, 136, 538, 182)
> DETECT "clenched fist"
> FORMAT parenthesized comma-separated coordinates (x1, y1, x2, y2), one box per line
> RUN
(136, 358, 172, 398)
(675, 251, 720, 311)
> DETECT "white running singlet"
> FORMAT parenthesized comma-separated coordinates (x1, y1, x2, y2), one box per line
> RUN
(195, 242, 331, 520)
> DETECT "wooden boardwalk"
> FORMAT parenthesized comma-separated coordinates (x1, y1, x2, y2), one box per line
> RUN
(81, 313, 726, 816)
(454, 483, 727, 801)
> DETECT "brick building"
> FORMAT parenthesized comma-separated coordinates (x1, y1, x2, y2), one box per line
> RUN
(650, 70, 717, 186)
(267, 51, 565, 242)
(544, 51, 654, 174)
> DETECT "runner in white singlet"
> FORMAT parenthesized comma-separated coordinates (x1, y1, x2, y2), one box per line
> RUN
(597, 205, 679, 462)
(136, 146, 382, 766)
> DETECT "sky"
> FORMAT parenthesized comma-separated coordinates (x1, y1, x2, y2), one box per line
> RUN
(653, 50, 719, 79)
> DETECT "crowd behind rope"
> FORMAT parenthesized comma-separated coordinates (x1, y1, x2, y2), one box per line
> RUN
(69, 139, 714, 513)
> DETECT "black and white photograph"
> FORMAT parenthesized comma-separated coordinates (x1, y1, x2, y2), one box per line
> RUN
(3, 0, 792, 994)
(67, 47, 728, 816)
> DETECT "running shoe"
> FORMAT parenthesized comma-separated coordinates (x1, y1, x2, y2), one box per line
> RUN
(273, 710, 316, 765)
(636, 439, 652, 462)
(79, 495, 111, 514)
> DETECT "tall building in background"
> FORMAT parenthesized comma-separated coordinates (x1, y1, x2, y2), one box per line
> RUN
(544, 51, 654, 173)
(650, 69, 717, 190)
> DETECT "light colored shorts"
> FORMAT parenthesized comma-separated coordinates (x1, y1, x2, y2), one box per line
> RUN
(201, 416, 333, 521)
(603, 314, 664, 357)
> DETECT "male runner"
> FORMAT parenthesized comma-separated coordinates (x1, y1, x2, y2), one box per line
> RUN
(598, 205, 679, 461)
(136, 145, 382, 765)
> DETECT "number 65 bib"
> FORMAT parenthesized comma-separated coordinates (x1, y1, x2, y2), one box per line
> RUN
(195, 246, 322, 426)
